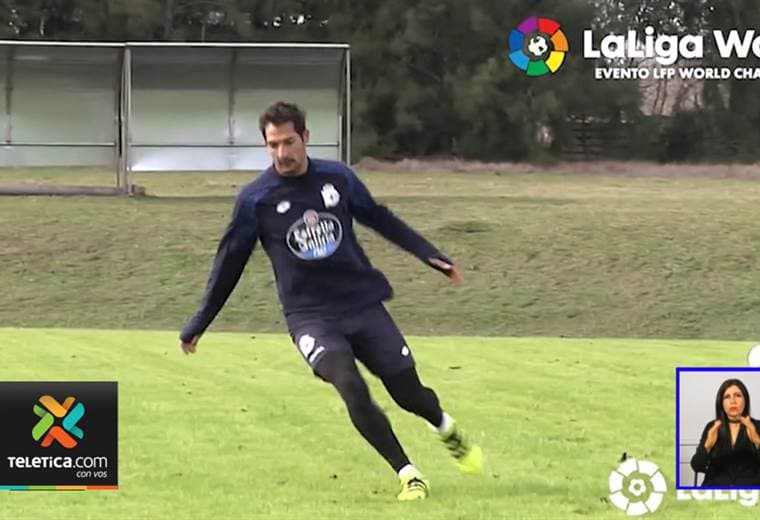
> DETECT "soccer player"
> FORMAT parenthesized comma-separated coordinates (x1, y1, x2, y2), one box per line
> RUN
(179, 101, 483, 501)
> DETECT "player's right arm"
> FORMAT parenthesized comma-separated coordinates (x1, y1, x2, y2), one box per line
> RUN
(691, 420, 720, 472)
(179, 192, 259, 353)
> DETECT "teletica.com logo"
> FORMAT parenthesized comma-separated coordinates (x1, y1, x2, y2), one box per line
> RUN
(508, 16, 569, 76)
(32, 395, 85, 448)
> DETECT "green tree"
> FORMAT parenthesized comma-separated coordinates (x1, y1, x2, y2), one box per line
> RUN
(1, 0, 755, 162)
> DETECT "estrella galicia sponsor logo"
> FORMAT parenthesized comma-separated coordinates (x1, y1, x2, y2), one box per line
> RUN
(286, 209, 343, 260)
(0, 382, 118, 489)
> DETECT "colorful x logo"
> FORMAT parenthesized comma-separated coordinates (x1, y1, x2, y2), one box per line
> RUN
(32, 395, 85, 448)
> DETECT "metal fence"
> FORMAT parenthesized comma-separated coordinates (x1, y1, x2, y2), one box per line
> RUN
(0, 41, 350, 193)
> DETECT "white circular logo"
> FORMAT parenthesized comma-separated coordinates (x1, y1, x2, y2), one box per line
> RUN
(608, 458, 667, 516)
(748, 344, 760, 366)
(286, 210, 343, 260)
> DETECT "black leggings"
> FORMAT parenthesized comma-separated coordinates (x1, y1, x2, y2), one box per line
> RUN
(316, 353, 444, 472)
(382, 366, 443, 427)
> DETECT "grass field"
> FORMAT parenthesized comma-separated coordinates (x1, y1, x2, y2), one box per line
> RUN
(3, 166, 760, 518)
(3, 167, 760, 339)
(0, 328, 758, 519)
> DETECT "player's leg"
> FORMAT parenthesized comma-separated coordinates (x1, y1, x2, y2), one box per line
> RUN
(380, 365, 441, 424)
(345, 304, 483, 474)
(288, 322, 427, 500)
(314, 352, 429, 500)
(382, 367, 483, 474)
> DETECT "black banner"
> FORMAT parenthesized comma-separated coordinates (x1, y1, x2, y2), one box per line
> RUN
(0, 382, 118, 489)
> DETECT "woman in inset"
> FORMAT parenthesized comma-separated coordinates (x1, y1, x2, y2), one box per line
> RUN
(691, 378, 760, 486)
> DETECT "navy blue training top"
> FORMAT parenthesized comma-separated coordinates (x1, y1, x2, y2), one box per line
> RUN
(180, 158, 451, 342)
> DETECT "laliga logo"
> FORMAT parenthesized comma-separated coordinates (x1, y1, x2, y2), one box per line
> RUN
(608, 458, 667, 516)
(584, 27, 760, 66)
(509, 16, 569, 76)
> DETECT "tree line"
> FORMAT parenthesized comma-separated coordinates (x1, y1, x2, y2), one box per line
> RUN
(1, 0, 758, 162)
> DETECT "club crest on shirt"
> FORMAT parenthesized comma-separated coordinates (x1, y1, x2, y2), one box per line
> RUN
(286, 209, 343, 260)
(321, 183, 340, 208)
(303, 209, 319, 227)
(276, 200, 291, 214)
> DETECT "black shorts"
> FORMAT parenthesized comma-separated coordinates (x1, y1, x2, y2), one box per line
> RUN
(286, 303, 415, 379)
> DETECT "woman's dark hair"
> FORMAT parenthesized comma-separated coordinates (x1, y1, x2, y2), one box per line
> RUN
(258, 101, 307, 140)
(715, 378, 751, 423)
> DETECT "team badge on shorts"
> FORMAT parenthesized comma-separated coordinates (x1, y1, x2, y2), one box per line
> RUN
(297, 334, 325, 365)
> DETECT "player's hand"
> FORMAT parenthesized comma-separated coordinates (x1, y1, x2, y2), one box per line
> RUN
(704, 420, 722, 452)
(429, 258, 463, 285)
(740, 416, 760, 448)
(180, 336, 200, 355)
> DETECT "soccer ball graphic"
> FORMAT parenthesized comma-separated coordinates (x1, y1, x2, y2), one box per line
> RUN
(608, 458, 667, 516)
(628, 478, 647, 497)
(527, 36, 549, 57)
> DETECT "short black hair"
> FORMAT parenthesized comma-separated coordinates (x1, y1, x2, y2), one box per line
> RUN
(259, 101, 307, 140)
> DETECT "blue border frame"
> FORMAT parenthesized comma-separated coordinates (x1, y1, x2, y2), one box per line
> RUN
(676, 367, 760, 490)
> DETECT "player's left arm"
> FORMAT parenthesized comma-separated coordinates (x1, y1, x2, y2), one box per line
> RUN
(743, 417, 760, 450)
(345, 167, 462, 283)
(743, 418, 760, 469)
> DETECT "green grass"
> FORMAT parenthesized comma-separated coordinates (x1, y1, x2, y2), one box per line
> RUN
(3, 168, 760, 339)
(2, 168, 760, 518)
(0, 328, 758, 519)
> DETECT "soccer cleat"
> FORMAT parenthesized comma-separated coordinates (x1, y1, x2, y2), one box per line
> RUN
(441, 426, 484, 474)
(397, 473, 429, 501)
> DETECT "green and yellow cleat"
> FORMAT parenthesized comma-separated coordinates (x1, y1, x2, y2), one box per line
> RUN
(397, 473, 429, 501)
(442, 426, 484, 474)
